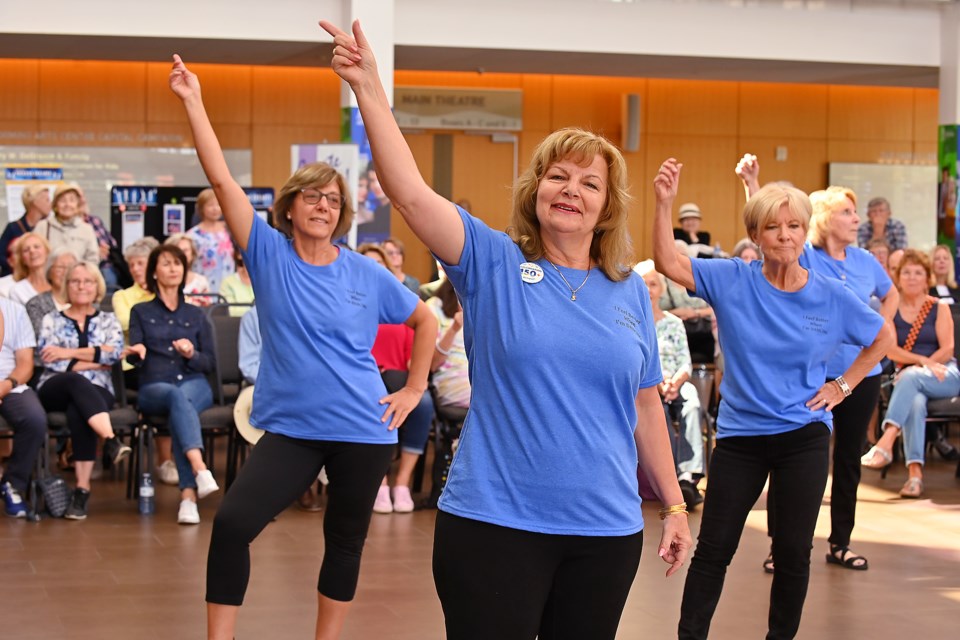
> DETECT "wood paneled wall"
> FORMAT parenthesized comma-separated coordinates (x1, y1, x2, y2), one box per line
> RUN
(0, 59, 938, 281)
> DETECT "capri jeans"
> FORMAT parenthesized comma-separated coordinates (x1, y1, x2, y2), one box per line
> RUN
(136, 376, 212, 490)
(206, 432, 394, 604)
(38, 373, 115, 462)
(0, 389, 47, 494)
(883, 362, 960, 465)
(433, 511, 644, 640)
(665, 381, 704, 477)
(381, 369, 434, 454)
(679, 422, 830, 640)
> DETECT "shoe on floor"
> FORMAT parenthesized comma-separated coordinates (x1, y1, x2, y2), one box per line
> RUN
(679, 479, 704, 509)
(177, 499, 200, 525)
(157, 460, 179, 485)
(195, 470, 219, 500)
(392, 485, 415, 513)
(64, 488, 90, 520)
(899, 477, 923, 499)
(103, 436, 132, 466)
(1, 481, 26, 518)
(933, 436, 960, 461)
(372, 485, 393, 513)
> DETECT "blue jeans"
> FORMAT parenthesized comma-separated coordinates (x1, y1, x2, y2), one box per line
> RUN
(137, 376, 213, 490)
(882, 362, 960, 465)
(671, 381, 704, 476)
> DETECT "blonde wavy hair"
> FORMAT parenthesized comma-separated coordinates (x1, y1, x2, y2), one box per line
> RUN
(808, 186, 857, 248)
(508, 128, 633, 282)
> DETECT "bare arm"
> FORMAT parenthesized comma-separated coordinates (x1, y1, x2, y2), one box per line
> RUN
(634, 385, 693, 577)
(0, 348, 33, 400)
(877, 286, 899, 323)
(379, 301, 438, 430)
(169, 55, 253, 249)
(431, 310, 463, 371)
(652, 159, 695, 291)
(808, 323, 895, 412)
(888, 301, 954, 368)
(319, 20, 464, 265)
(735, 153, 761, 199)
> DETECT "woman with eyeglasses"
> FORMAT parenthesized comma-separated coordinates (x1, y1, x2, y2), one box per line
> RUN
(36, 261, 131, 520)
(170, 54, 436, 639)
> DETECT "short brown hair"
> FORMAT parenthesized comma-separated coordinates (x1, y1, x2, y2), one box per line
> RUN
(272, 163, 354, 241)
(895, 248, 933, 288)
(145, 245, 189, 295)
(357, 243, 389, 268)
(195, 188, 217, 220)
(508, 128, 633, 282)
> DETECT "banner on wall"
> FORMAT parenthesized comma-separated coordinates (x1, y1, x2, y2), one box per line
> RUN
(342, 107, 392, 244)
(939, 126, 958, 261)
(291, 142, 363, 247)
(3, 165, 63, 219)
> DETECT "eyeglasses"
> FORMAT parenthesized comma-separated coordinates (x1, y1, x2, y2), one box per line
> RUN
(300, 189, 342, 209)
(67, 279, 97, 288)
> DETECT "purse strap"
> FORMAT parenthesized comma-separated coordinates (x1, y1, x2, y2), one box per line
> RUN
(903, 296, 937, 353)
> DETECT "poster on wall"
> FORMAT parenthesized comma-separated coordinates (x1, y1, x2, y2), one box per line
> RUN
(291, 143, 361, 247)
(3, 165, 62, 219)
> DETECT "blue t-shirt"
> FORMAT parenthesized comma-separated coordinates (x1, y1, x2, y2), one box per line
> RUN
(800, 243, 892, 378)
(242, 215, 418, 442)
(692, 258, 884, 438)
(437, 209, 662, 536)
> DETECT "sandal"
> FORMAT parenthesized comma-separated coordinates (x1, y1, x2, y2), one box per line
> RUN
(762, 551, 775, 574)
(826, 545, 869, 571)
(860, 445, 892, 469)
(899, 477, 923, 499)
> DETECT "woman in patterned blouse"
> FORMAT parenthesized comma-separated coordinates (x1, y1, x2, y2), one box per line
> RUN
(186, 188, 235, 294)
(36, 261, 130, 519)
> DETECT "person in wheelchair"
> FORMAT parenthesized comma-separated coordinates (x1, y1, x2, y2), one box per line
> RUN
(639, 263, 704, 508)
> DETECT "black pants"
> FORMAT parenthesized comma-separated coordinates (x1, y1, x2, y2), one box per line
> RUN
(433, 511, 643, 640)
(38, 373, 114, 462)
(206, 432, 393, 605)
(0, 389, 47, 494)
(766, 376, 880, 548)
(679, 423, 829, 640)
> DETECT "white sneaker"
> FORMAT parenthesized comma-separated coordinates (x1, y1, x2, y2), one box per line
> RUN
(372, 485, 392, 513)
(195, 470, 220, 500)
(392, 485, 415, 513)
(157, 460, 179, 485)
(177, 499, 200, 525)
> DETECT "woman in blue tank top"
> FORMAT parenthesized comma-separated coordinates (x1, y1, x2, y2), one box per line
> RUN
(862, 249, 960, 497)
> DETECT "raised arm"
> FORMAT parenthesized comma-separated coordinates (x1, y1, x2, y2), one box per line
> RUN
(653, 159, 695, 291)
(734, 153, 761, 200)
(319, 20, 464, 265)
(169, 55, 253, 249)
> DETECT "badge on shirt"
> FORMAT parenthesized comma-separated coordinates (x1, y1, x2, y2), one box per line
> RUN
(520, 262, 544, 284)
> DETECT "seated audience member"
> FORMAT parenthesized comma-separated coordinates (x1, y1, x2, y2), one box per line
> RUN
(929, 244, 960, 304)
(867, 239, 890, 271)
(887, 248, 904, 283)
(0, 239, 21, 298)
(639, 264, 704, 508)
(186, 188, 235, 294)
(426, 278, 470, 410)
(36, 262, 131, 519)
(857, 196, 908, 251)
(77, 187, 121, 288)
(8, 232, 52, 306)
(359, 243, 436, 514)
(33, 184, 99, 266)
(0, 297, 47, 518)
(25, 249, 78, 339)
(238, 305, 260, 387)
(673, 202, 713, 256)
(383, 237, 421, 294)
(127, 244, 219, 524)
(659, 247, 715, 364)
(166, 233, 212, 306)
(862, 250, 960, 498)
(219, 247, 255, 316)
(0, 185, 50, 278)
(731, 238, 760, 263)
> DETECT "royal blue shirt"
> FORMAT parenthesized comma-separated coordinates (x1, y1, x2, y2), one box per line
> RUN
(692, 258, 884, 438)
(437, 208, 662, 536)
(800, 243, 892, 378)
(242, 215, 418, 442)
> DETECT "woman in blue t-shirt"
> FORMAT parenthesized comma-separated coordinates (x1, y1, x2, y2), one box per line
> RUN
(170, 56, 437, 639)
(322, 20, 692, 640)
(654, 160, 892, 640)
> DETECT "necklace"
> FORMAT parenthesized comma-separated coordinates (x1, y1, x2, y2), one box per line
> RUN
(545, 258, 591, 301)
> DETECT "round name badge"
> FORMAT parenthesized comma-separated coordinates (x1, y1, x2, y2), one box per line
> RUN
(519, 262, 544, 284)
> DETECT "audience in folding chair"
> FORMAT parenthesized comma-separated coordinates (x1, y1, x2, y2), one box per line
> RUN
(425, 278, 470, 411)
(24, 248, 77, 340)
(166, 233, 212, 306)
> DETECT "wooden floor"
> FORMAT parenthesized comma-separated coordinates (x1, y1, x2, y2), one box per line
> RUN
(1, 448, 959, 639)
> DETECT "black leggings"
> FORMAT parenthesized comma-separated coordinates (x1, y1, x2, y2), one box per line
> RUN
(679, 422, 830, 640)
(766, 375, 880, 548)
(206, 433, 393, 605)
(433, 511, 643, 640)
(38, 373, 114, 462)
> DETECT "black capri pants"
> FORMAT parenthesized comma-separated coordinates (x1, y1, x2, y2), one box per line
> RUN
(206, 432, 394, 605)
(38, 372, 115, 462)
(433, 511, 644, 640)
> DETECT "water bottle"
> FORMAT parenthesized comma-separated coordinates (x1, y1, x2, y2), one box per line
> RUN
(713, 242, 722, 258)
(138, 472, 155, 515)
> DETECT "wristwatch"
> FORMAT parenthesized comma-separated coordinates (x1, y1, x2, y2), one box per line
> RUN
(5, 375, 19, 388)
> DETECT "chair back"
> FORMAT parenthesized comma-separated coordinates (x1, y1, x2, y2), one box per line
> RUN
(207, 310, 243, 404)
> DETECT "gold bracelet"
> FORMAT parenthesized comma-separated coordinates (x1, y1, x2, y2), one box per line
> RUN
(659, 502, 689, 520)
